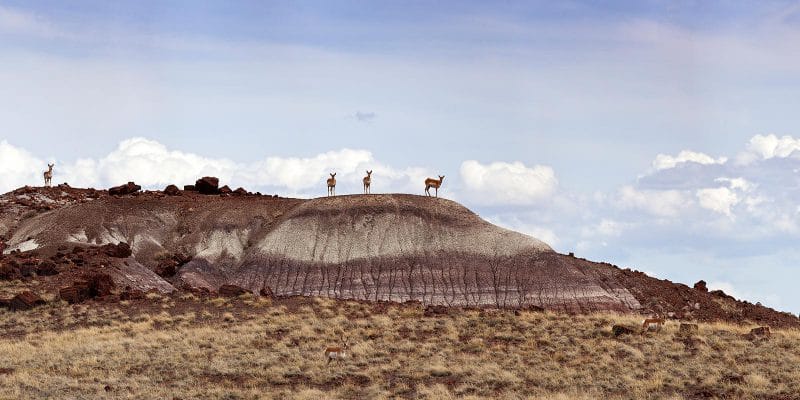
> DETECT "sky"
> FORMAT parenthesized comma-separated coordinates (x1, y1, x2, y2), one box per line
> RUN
(1, 1, 799, 313)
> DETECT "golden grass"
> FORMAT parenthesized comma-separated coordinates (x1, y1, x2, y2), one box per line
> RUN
(0, 297, 797, 399)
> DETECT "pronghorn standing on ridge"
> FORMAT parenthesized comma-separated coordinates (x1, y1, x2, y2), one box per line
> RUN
(362, 170, 372, 194)
(43, 163, 54, 187)
(324, 338, 348, 364)
(326, 173, 337, 196)
(424, 175, 445, 197)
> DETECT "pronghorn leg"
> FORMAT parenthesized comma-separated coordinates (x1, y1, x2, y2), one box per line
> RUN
(435, 187, 438, 197)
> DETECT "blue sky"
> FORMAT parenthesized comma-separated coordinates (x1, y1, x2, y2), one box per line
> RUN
(1, 1, 800, 313)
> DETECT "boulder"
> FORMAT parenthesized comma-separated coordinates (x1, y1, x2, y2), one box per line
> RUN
(233, 187, 248, 196)
(693, 280, 708, 292)
(36, 260, 59, 276)
(748, 326, 771, 339)
(59, 273, 116, 304)
(101, 242, 132, 258)
(163, 185, 181, 196)
(195, 177, 220, 195)
(219, 185, 232, 195)
(108, 182, 141, 196)
(183, 185, 197, 191)
(218, 284, 249, 297)
(612, 324, 636, 337)
(59, 282, 91, 304)
(10, 291, 45, 311)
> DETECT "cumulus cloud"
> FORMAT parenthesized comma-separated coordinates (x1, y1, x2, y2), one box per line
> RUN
(652, 150, 727, 171)
(581, 219, 627, 238)
(696, 187, 739, 217)
(0, 140, 48, 190)
(0, 138, 431, 197)
(737, 134, 800, 164)
(459, 160, 557, 205)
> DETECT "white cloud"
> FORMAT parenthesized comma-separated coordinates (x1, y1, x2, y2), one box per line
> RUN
(652, 150, 727, 171)
(618, 185, 689, 217)
(737, 134, 800, 164)
(0, 140, 48, 190)
(0, 138, 431, 197)
(459, 160, 557, 205)
(714, 177, 754, 192)
(696, 187, 739, 217)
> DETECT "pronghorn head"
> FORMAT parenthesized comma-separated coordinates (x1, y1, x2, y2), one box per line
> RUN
(47, 163, 54, 170)
(366, 170, 372, 177)
(438, 175, 445, 182)
(330, 172, 336, 179)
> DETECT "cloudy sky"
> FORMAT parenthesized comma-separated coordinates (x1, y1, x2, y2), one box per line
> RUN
(1, 1, 799, 313)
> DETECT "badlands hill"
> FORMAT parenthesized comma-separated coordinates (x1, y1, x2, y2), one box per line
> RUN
(1, 183, 798, 327)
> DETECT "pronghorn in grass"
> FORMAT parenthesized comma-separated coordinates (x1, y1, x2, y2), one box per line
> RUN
(324, 338, 348, 364)
(326, 173, 336, 196)
(363, 170, 372, 194)
(424, 175, 445, 197)
(641, 317, 665, 333)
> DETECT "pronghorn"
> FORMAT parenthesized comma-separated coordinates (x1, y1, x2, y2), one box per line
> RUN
(326, 173, 336, 196)
(641, 317, 665, 333)
(324, 338, 348, 364)
(424, 175, 445, 197)
(362, 170, 372, 194)
(43, 163, 54, 187)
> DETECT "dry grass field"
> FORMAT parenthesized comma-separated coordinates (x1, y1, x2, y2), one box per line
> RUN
(0, 292, 798, 400)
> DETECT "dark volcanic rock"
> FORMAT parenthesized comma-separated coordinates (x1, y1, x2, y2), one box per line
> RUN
(747, 326, 771, 340)
(163, 185, 181, 196)
(36, 260, 59, 276)
(218, 284, 249, 297)
(612, 324, 636, 336)
(195, 177, 220, 195)
(259, 285, 274, 298)
(183, 185, 197, 191)
(60, 273, 116, 304)
(109, 182, 141, 196)
(219, 185, 232, 195)
(101, 242, 132, 258)
(59, 283, 90, 304)
(10, 291, 45, 311)
(693, 280, 708, 292)
(233, 187, 248, 196)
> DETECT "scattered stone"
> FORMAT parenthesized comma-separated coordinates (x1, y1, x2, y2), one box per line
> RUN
(100, 242, 132, 258)
(10, 291, 45, 311)
(36, 260, 59, 276)
(612, 324, 636, 337)
(195, 177, 220, 195)
(423, 305, 450, 317)
(259, 285, 274, 298)
(108, 182, 141, 196)
(218, 284, 249, 297)
(693, 280, 708, 292)
(59, 273, 116, 304)
(120, 286, 145, 300)
(747, 326, 771, 340)
(678, 323, 699, 336)
(163, 185, 181, 196)
(233, 187, 248, 196)
(219, 185, 232, 195)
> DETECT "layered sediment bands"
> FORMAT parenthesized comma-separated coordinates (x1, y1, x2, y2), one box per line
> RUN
(179, 252, 640, 312)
